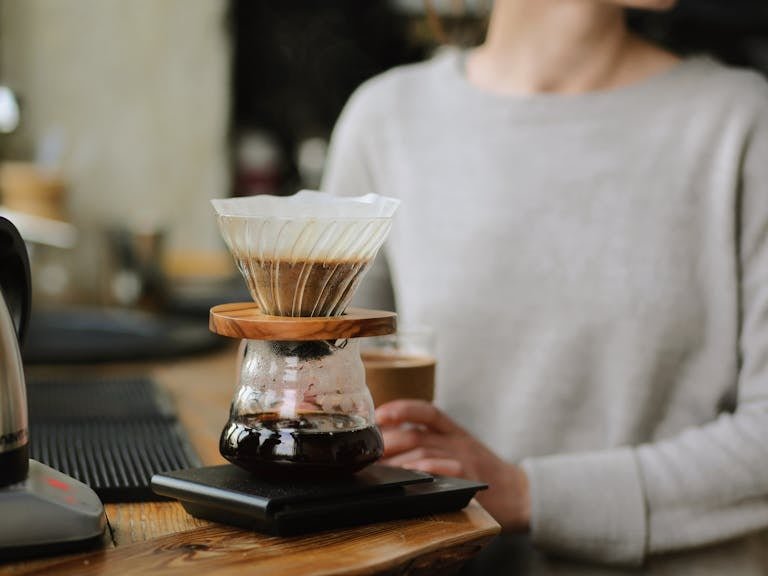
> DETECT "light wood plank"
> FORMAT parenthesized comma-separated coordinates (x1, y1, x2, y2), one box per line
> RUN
(105, 502, 209, 546)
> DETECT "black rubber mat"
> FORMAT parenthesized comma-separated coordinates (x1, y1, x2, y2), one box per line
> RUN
(23, 308, 226, 365)
(26, 375, 200, 502)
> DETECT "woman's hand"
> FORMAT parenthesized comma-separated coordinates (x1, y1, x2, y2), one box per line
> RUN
(376, 399, 530, 531)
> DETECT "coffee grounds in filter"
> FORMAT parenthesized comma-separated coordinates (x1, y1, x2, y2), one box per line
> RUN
(232, 257, 371, 317)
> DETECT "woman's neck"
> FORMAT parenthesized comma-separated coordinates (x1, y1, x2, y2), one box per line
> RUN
(466, 1, 680, 95)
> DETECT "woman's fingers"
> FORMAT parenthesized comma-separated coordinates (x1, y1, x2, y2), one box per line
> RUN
(376, 400, 457, 434)
(383, 446, 449, 466)
(381, 427, 421, 457)
(381, 427, 443, 457)
(401, 458, 465, 478)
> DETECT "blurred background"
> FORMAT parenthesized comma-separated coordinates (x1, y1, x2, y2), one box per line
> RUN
(0, 0, 766, 326)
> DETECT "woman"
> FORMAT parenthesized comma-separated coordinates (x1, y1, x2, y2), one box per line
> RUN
(323, 1, 768, 573)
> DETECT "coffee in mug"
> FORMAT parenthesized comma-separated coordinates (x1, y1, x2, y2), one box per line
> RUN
(361, 328, 436, 407)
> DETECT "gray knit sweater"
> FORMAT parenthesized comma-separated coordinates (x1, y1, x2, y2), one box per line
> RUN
(322, 49, 768, 574)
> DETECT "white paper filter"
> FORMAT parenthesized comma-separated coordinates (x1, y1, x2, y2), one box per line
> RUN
(212, 191, 399, 317)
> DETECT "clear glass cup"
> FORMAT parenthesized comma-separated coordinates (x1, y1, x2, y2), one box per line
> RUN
(361, 327, 436, 408)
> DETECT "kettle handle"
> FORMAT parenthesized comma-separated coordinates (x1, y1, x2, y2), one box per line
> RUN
(0, 217, 31, 344)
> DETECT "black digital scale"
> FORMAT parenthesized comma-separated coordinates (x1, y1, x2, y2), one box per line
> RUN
(151, 464, 486, 536)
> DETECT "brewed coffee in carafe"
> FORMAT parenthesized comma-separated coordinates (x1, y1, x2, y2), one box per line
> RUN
(212, 191, 399, 477)
(219, 339, 383, 477)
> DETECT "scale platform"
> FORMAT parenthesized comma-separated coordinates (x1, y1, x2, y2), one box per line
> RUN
(151, 464, 486, 536)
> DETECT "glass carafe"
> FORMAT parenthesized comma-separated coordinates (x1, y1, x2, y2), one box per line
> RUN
(219, 338, 383, 477)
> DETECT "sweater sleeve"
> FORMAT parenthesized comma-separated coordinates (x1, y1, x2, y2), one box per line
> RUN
(521, 84, 768, 566)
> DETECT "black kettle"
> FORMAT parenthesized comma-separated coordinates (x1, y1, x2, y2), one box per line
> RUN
(0, 218, 104, 559)
(0, 216, 30, 487)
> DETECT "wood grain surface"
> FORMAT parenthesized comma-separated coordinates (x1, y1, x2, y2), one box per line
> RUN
(105, 502, 209, 545)
(1, 344, 500, 575)
(209, 304, 397, 340)
(9, 502, 497, 576)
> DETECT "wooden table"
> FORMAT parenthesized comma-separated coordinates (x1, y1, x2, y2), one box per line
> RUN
(2, 345, 500, 575)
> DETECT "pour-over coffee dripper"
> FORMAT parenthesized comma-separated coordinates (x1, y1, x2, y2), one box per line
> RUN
(210, 191, 399, 478)
(151, 193, 488, 535)
(213, 191, 397, 317)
